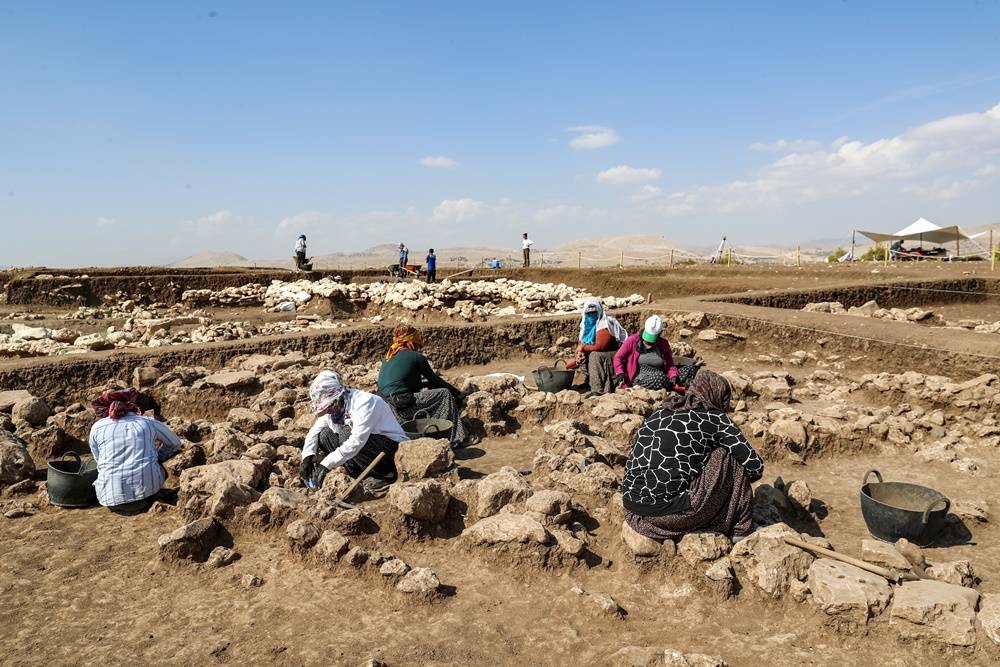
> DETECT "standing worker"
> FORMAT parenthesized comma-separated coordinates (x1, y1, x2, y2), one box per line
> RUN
(426, 248, 437, 283)
(399, 243, 410, 276)
(522, 232, 533, 268)
(295, 235, 308, 270)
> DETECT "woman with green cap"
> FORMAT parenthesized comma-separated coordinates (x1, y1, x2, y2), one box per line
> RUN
(613, 315, 682, 391)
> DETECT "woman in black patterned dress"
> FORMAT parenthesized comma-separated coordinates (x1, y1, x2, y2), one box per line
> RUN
(620, 370, 764, 541)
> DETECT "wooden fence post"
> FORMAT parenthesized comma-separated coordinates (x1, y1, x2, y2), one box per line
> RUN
(669, 249, 674, 269)
(577, 251, 582, 270)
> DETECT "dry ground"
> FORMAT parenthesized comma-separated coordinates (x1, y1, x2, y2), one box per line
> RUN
(2, 263, 1000, 666)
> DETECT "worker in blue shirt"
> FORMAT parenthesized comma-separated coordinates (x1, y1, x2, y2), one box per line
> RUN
(426, 248, 437, 283)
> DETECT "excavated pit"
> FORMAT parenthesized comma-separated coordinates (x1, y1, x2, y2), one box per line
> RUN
(3, 265, 1000, 666)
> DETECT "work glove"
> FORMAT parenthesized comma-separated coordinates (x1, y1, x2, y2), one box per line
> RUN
(673, 384, 687, 394)
(312, 463, 330, 490)
(299, 454, 315, 487)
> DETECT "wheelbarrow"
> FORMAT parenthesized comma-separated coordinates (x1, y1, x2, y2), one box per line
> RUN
(860, 470, 950, 546)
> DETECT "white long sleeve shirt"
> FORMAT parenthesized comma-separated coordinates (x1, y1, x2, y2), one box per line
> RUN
(88, 414, 182, 507)
(302, 389, 408, 469)
(522, 237, 533, 250)
(295, 238, 306, 253)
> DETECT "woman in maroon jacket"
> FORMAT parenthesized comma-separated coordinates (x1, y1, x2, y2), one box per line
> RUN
(614, 315, 682, 391)
(566, 298, 628, 395)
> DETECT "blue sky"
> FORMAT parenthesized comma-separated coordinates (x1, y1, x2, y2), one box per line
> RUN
(3, 1, 1000, 265)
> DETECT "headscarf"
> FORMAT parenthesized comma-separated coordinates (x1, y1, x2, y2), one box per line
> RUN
(385, 325, 424, 361)
(91, 388, 142, 420)
(309, 370, 348, 416)
(578, 298, 628, 345)
(662, 369, 732, 413)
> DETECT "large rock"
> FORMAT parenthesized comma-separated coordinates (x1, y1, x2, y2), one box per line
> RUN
(388, 479, 451, 523)
(396, 567, 442, 597)
(0, 390, 33, 413)
(621, 521, 663, 557)
(395, 437, 454, 480)
(259, 487, 308, 522)
(476, 467, 532, 518)
(157, 517, 227, 562)
(202, 370, 259, 391)
(807, 559, 893, 623)
(0, 431, 35, 486)
(608, 646, 728, 667)
(227, 407, 273, 434)
(525, 489, 572, 523)
(980, 593, 1000, 646)
(729, 523, 814, 598)
(860, 539, 911, 571)
(889, 580, 979, 647)
(926, 560, 976, 588)
(12, 397, 50, 427)
(315, 530, 350, 564)
(178, 459, 269, 517)
(286, 519, 321, 551)
(677, 533, 731, 566)
(463, 513, 552, 546)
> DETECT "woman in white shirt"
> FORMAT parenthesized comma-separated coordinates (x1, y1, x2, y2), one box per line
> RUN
(299, 370, 408, 491)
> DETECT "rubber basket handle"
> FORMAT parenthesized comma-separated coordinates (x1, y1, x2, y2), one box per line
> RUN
(422, 423, 442, 434)
(413, 409, 431, 420)
(63, 451, 83, 472)
(862, 470, 883, 486)
(922, 497, 950, 525)
(553, 359, 567, 369)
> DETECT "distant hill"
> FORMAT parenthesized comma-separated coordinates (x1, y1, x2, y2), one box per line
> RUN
(170, 251, 256, 268)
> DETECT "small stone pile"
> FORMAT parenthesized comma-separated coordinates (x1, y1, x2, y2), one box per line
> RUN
(802, 300, 935, 323)
(183, 277, 645, 319)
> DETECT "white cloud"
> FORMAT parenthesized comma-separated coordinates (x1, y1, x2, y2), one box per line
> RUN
(567, 126, 621, 150)
(195, 210, 234, 226)
(650, 102, 1000, 216)
(433, 198, 483, 222)
(96, 216, 117, 228)
(419, 156, 459, 169)
(597, 165, 662, 185)
(276, 210, 329, 234)
(631, 185, 663, 202)
(976, 164, 1000, 177)
(902, 179, 981, 201)
(749, 139, 823, 153)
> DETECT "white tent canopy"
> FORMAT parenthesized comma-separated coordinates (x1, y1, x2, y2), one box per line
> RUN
(858, 217, 972, 245)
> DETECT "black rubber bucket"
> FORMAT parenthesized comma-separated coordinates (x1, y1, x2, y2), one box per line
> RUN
(532, 360, 575, 393)
(402, 409, 452, 440)
(860, 470, 950, 546)
(47, 452, 99, 508)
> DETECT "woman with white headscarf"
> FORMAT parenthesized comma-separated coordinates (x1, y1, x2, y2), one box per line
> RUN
(566, 298, 629, 396)
(300, 370, 409, 492)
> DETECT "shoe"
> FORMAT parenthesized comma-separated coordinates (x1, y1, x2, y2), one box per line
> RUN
(361, 477, 391, 496)
(454, 433, 482, 449)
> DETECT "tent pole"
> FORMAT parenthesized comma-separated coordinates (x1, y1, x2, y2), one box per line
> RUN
(956, 228, 960, 258)
(851, 230, 856, 263)
(991, 229, 995, 272)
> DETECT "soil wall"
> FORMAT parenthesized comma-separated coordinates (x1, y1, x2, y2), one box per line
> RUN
(713, 278, 994, 310)
(2, 270, 378, 307)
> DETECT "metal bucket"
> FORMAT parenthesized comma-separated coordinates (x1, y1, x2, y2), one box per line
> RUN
(532, 359, 575, 393)
(47, 452, 99, 508)
(860, 470, 950, 546)
(402, 409, 452, 440)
